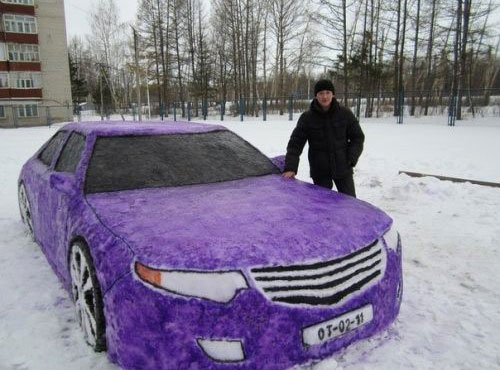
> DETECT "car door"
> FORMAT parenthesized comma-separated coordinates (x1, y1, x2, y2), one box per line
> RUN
(48, 132, 87, 278)
(30, 131, 68, 251)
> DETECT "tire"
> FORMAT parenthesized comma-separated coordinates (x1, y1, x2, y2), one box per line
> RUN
(69, 241, 107, 352)
(18, 183, 34, 240)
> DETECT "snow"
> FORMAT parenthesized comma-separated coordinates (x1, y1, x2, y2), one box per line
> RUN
(1, 115, 500, 370)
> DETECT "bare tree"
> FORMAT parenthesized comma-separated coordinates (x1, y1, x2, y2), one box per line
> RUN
(171, 0, 186, 116)
(482, 37, 500, 105)
(393, 0, 402, 115)
(137, 0, 162, 114)
(88, 0, 127, 116)
(74, 0, 500, 121)
(314, 0, 353, 106)
(410, 0, 421, 116)
(456, 0, 470, 120)
(424, 0, 437, 115)
(270, 0, 303, 114)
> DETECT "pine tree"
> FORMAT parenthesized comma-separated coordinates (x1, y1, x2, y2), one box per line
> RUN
(68, 54, 88, 109)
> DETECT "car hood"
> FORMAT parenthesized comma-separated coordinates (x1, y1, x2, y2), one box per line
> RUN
(86, 175, 391, 270)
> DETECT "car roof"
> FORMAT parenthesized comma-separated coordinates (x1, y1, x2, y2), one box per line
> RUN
(62, 120, 227, 137)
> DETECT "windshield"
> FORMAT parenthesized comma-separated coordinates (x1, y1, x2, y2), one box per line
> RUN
(85, 130, 279, 193)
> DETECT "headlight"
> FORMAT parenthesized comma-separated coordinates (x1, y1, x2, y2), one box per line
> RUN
(383, 222, 401, 253)
(135, 262, 248, 303)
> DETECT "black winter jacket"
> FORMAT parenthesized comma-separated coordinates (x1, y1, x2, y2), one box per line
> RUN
(284, 98, 365, 179)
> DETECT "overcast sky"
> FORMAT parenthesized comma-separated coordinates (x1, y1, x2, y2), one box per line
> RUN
(64, 0, 139, 39)
(65, 0, 499, 41)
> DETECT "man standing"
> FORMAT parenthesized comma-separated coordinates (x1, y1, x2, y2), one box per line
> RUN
(282, 79, 364, 197)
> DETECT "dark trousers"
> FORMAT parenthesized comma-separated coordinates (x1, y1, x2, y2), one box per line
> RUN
(313, 175, 356, 198)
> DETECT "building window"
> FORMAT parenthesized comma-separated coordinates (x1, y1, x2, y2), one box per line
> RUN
(7, 44, 39, 62)
(10, 72, 42, 88)
(18, 103, 38, 117)
(0, 43, 6, 61)
(0, 73, 9, 88)
(3, 15, 37, 34)
(1, 0, 35, 5)
(0, 106, 5, 118)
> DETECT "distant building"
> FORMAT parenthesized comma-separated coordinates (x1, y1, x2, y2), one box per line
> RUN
(0, 0, 72, 128)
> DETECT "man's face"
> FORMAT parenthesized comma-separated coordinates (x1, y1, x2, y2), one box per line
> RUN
(316, 90, 334, 109)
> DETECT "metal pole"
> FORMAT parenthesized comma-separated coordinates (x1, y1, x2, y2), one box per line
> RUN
(240, 98, 244, 122)
(448, 95, 456, 126)
(99, 65, 104, 121)
(12, 106, 18, 128)
(356, 94, 361, 120)
(397, 89, 404, 124)
(132, 26, 142, 122)
(263, 96, 267, 121)
(146, 75, 151, 120)
(46, 106, 52, 127)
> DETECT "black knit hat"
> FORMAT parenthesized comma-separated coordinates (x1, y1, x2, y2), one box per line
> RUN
(314, 79, 335, 96)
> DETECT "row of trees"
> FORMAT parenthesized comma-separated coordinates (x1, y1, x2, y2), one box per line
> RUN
(69, 0, 500, 119)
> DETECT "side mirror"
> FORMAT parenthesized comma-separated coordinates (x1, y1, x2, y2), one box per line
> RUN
(270, 155, 286, 173)
(50, 172, 78, 196)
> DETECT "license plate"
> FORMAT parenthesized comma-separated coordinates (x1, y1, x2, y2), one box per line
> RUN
(302, 305, 373, 347)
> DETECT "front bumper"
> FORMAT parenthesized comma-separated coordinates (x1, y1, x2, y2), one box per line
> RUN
(104, 249, 402, 370)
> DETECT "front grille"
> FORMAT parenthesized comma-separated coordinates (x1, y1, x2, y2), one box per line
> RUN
(250, 240, 386, 306)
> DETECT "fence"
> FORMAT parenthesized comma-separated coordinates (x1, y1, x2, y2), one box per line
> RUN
(118, 88, 500, 123)
(0, 104, 73, 129)
(1, 89, 498, 128)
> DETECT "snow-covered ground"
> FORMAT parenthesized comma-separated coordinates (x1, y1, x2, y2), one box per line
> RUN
(1, 115, 499, 370)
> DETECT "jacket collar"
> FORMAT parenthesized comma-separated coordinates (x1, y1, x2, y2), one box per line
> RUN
(310, 98, 339, 115)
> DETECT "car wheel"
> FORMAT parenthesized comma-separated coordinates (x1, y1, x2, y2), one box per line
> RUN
(18, 183, 34, 240)
(69, 241, 106, 352)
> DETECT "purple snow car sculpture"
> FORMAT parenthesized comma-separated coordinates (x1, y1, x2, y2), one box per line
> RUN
(18, 121, 402, 370)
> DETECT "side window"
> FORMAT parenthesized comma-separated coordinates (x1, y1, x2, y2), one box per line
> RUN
(38, 131, 67, 167)
(55, 132, 86, 173)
